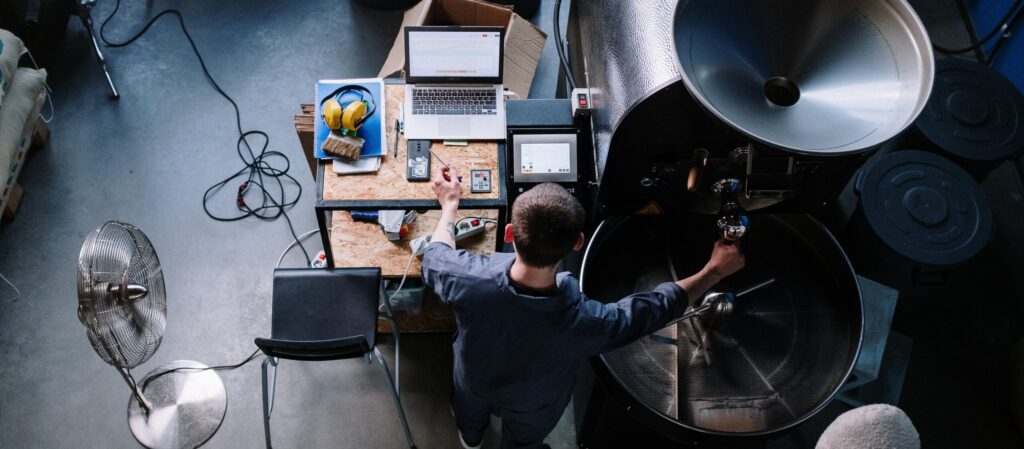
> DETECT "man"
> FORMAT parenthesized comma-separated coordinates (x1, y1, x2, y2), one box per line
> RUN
(422, 167, 745, 449)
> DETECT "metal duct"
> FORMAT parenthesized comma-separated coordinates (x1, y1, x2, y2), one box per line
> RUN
(673, 0, 934, 154)
(574, 0, 933, 187)
(574, 0, 683, 181)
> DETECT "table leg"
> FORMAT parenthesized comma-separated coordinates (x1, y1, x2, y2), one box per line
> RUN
(316, 207, 334, 267)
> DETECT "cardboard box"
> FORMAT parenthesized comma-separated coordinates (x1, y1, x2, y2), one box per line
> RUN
(377, 0, 547, 98)
(293, 104, 316, 178)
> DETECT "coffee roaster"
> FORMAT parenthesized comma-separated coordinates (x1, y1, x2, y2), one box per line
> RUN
(567, 0, 935, 446)
(573, 0, 933, 218)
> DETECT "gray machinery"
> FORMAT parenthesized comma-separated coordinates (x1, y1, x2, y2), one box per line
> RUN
(571, 0, 933, 217)
(566, 0, 934, 446)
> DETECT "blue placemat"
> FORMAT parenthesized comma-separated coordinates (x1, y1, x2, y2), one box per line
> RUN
(314, 78, 386, 159)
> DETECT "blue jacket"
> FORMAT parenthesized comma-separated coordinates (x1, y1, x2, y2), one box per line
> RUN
(421, 242, 689, 412)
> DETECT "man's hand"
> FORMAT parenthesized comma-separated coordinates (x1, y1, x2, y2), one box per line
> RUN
(432, 166, 461, 211)
(704, 239, 746, 280)
(430, 166, 461, 249)
(677, 239, 746, 306)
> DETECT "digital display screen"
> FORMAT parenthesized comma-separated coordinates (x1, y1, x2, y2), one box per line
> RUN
(521, 143, 572, 174)
(408, 31, 501, 78)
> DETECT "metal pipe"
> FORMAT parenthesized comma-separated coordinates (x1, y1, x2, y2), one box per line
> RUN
(117, 367, 153, 415)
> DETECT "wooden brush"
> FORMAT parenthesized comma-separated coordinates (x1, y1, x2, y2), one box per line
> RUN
(322, 131, 364, 160)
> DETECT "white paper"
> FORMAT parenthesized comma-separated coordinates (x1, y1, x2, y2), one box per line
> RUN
(332, 156, 381, 174)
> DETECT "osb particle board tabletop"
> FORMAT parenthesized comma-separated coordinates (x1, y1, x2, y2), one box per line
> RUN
(320, 84, 501, 202)
(330, 209, 500, 277)
(334, 209, 500, 334)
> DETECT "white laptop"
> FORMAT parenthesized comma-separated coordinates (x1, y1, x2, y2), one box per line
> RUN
(403, 26, 507, 141)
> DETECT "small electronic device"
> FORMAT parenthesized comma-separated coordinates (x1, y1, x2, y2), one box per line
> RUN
(512, 133, 579, 184)
(571, 88, 591, 118)
(506, 101, 591, 209)
(406, 140, 431, 182)
(470, 169, 492, 193)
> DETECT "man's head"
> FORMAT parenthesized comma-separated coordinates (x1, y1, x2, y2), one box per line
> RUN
(505, 183, 586, 268)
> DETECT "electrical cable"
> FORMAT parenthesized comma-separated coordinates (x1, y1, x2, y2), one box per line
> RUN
(987, 5, 1024, 65)
(552, 0, 577, 91)
(934, 0, 1024, 55)
(99, 0, 311, 265)
(140, 348, 262, 390)
(953, 0, 987, 62)
(276, 229, 321, 268)
(380, 251, 417, 313)
(0, 273, 20, 301)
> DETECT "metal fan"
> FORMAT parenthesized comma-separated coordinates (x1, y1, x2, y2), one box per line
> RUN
(77, 221, 226, 449)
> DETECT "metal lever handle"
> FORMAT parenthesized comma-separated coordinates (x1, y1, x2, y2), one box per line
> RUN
(713, 178, 748, 241)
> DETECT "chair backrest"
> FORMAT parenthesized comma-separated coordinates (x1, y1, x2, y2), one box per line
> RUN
(255, 267, 381, 361)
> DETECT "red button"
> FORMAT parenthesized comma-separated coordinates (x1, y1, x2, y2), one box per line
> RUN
(472, 219, 480, 226)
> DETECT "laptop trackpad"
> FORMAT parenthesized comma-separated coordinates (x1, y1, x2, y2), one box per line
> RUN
(438, 118, 471, 138)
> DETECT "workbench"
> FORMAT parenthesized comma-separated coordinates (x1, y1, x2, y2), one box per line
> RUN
(313, 79, 508, 332)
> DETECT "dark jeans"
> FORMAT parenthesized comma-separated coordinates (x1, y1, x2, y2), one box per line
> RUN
(453, 378, 567, 449)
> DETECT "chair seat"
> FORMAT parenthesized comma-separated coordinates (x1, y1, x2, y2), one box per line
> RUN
(255, 267, 415, 448)
(258, 268, 381, 361)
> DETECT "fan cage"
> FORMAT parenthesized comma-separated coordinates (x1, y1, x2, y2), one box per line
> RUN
(77, 221, 166, 369)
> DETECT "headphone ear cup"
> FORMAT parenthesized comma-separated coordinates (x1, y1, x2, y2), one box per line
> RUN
(341, 100, 368, 131)
(322, 98, 343, 130)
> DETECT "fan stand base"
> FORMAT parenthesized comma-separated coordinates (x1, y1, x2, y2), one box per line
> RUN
(127, 360, 227, 449)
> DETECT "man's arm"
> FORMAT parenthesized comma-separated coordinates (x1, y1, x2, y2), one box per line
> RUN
(421, 166, 464, 304)
(677, 239, 745, 305)
(430, 166, 460, 249)
(595, 239, 745, 352)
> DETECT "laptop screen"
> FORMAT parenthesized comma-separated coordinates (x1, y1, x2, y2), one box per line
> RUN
(405, 27, 503, 84)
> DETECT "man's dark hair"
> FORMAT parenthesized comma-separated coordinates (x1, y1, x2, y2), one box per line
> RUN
(511, 183, 585, 267)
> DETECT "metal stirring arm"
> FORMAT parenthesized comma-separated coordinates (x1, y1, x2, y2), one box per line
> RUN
(653, 278, 777, 366)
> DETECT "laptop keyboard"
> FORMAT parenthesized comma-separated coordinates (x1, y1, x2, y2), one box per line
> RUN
(411, 88, 498, 115)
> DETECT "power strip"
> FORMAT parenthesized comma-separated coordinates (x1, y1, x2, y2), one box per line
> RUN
(410, 217, 489, 257)
(452, 218, 487, 240)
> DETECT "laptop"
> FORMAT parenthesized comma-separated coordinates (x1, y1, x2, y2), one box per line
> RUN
(403, 26, 507, 141)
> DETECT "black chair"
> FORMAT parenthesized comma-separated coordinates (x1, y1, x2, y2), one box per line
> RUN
(254, 268, 416, 448)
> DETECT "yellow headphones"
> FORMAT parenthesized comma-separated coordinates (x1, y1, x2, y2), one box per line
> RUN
(320, 85, 377, 136)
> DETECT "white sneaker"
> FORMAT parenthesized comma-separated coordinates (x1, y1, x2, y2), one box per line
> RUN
(458, 431, 482, 449)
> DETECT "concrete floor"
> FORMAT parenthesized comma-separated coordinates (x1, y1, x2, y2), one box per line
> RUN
(0, 1, 572, 448)
(1, 0, 1022, 448)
